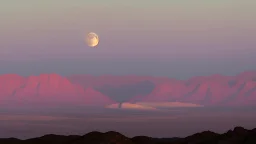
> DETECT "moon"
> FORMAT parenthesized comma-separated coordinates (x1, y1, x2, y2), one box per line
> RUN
(86, 32, 99, 47)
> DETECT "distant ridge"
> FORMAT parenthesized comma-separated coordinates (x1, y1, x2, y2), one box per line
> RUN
(0, 70, 256, 107)
(0, 126, 256, 144)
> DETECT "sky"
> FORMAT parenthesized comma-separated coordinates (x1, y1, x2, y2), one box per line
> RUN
(0, 0, 256, 79)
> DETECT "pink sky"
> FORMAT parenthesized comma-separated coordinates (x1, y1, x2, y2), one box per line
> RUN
(0, 0, 255, 78)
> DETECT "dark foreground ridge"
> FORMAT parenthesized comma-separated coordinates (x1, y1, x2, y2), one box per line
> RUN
(1, 127, 256, 144)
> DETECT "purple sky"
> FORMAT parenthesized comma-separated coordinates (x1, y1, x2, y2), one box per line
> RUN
(0, 0, 256, 79)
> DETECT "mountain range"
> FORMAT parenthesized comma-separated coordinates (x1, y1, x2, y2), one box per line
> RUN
(0, 126, 256, 144)
(0, 71, 256, 108)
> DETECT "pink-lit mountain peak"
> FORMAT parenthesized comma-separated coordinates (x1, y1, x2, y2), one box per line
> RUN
(0, 73, 114, 106)
(25, 74, 74, 89)
(130, 71, 256, 106)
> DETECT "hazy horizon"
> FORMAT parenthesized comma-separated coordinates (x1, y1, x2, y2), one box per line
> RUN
(1, 59, 255, 79)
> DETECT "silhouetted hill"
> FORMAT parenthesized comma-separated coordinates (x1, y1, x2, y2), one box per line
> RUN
(1, 126, 256, 144)
(0, 138, 21, 144)
(70, 131, 134, 144)
(23, 134, 79, 144)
